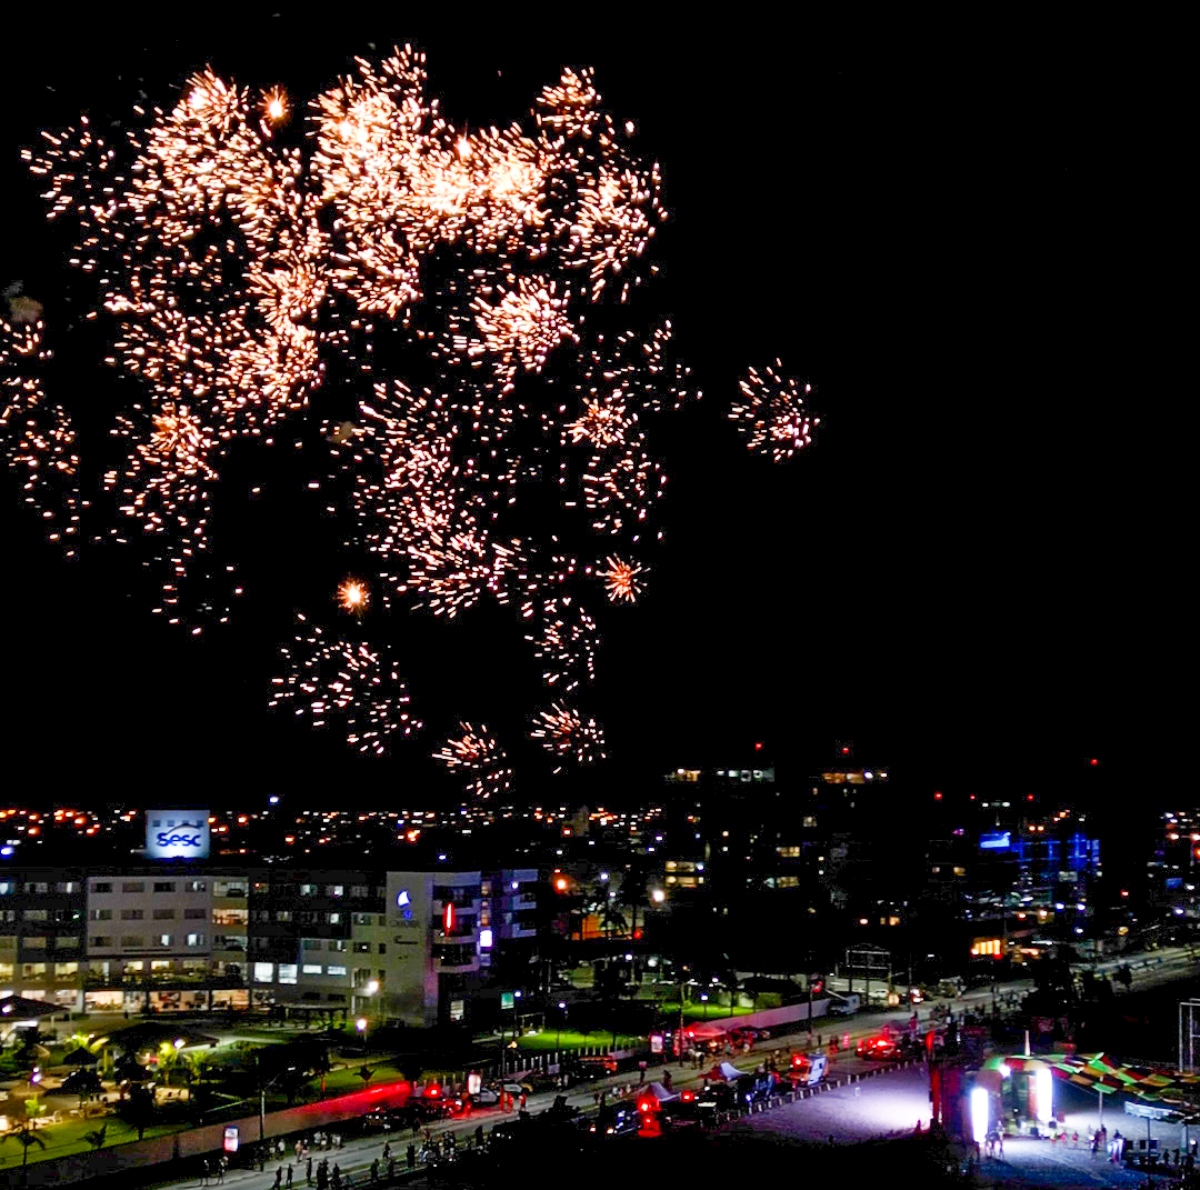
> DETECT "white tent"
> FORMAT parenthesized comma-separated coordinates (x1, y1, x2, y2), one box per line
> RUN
(643, 1081, 680, 1102)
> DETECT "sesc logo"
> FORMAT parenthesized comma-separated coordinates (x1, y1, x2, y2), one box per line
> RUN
(156, 831, 203, 848)
(146, 811, 210, 859)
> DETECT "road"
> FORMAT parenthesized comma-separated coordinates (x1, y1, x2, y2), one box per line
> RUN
(112, 950, 1200, 1190)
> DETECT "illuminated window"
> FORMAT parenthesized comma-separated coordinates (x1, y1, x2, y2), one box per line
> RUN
(302, 963, 323, 975)
(278, 964, 298, 985)
(253, 962, 274, 983)
(327, 965, 348, 977)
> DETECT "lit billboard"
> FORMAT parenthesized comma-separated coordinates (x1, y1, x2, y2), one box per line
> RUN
(145, 810, 210, 860)
(979, 831, 1012, 851)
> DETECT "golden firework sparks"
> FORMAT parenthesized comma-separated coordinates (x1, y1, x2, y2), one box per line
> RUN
(600, 556, 645, 604)
(337, 578, 370, 614)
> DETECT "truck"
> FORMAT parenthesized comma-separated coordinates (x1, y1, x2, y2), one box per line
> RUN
(827, 991, 861, 1016)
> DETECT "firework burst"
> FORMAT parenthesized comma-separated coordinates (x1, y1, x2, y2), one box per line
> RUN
(530, 702, 606, 772)
(1, 46, 808, 772)
(433, 722, 513, 801)
(269, 613, 420, 756)
(600, 555, 645, 604)
(731, 362, 819, 462)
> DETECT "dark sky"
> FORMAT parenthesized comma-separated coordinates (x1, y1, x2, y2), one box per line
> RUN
(0, 13, 1184, 809)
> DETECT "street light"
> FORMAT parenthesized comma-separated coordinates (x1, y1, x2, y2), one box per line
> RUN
(556, 1001, 567, 1053)
(700, 993, 709, 1021)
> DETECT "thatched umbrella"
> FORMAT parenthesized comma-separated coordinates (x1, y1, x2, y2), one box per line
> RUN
(63, 1047, 101, 1067)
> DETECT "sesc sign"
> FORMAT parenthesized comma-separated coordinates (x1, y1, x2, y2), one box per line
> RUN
(145, 810, 210, 860)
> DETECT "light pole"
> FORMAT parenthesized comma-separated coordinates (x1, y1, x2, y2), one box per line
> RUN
(700, 993, 708, 1021)
(556, 1001, 566, 1054)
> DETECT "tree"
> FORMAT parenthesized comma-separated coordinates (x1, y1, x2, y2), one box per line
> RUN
(1, 1099, 49, 1171)
(117, 1083, 157, 1140)
(83, 1125, 108, 1153)
(1, 1128, 47, 1169)
(356, 1064, 374, 1089)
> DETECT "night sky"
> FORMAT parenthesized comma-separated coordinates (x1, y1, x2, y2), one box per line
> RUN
(0, 14, 1183, 810)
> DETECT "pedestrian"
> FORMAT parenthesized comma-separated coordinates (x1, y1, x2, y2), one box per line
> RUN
(387, 1158, 395, 1180)
(273, 1166, 283, 1190)
(216, 1157, 226, 1186)
(306, 1156, 313, 1186)
(382, 1142, 390, 1163)
(287, 1163, 294, 1189)
(1091, 1131, 1100, 1156)
(332, 1164, 341, 1190)
(1072, 1131, 1079, 1149)
(370, 1158, 379, 1183)
(997, 1132, 1004, 1157)
(473, 1125, 483, 1149)
(406, 1143, 416, 1170)
(663, 1071, 672, 1092)
(638, 1060, 647, 1084)
(201, 1158, 210, 1186)
(519, 1091, 527, 1110)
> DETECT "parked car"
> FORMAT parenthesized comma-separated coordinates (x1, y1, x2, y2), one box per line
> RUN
(584, 1104, 640, 1137)
(566, 1054, 619, 1081)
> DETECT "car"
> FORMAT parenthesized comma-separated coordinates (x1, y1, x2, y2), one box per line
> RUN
(566, 1054, 619, 1081)
(857, 1036, 899, 1060)
(584, 1104, 640, 1138)
(727, 1026, 770, 1046)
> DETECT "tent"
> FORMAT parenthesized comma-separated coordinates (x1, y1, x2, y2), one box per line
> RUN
(705, 1062, 748, 1082)
(642, 1081, 679, 1103)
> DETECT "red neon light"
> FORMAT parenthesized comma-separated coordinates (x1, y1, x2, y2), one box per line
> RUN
(443, 901, 455, 932)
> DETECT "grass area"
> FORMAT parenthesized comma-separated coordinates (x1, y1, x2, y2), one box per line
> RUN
(658, 1000, 757, 1021)
(0, 1115, 183, 1169)
(515, 1029, 642, 1052)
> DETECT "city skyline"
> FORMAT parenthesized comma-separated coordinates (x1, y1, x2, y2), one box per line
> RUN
(0, 17, 1177, 809)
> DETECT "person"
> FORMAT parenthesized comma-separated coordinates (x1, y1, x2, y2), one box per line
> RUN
(306, 1156, 314, 1186)
(386, 1158, 395, 1180)
(216, 1156, 226, 1186)
(474, 1124, 484, 1149)
(406, 1143, 416, 1170)
(370, 1158, 379, 1182)
(286, 1164, 294, 1189)
(331, 1164, 341, 1190)
(382, 1142, 390, 1163)
(638, 1060, 647, 1084)
(997, 1131, 1004, 1157)
(273, 1167, 283, 1190)
(663, 1071, 673, 1091)
(518, 1090, 527, 1110)
(201, 1159, 210, 1186)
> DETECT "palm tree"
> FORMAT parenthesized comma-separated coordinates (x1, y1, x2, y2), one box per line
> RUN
(83, 1125, 108, 1153)
(2, 1101, 49, 1171)
(356, 1064, 374, 1089)
(1, 1128, 47, 1169)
